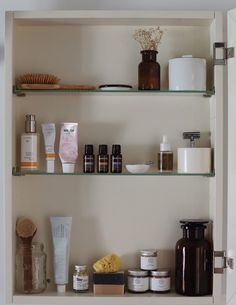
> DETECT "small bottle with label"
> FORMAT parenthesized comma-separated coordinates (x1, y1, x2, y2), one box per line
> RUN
(111, 144, 122, 173)
(20, 114, 39, 171)
(158, 135, 173, 172)
(97, 144, 109, 173)
(83, 144, 95, 173)
(73, 265, 89, 293)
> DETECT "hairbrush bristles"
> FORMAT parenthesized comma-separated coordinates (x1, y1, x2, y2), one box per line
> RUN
(16, 73, 60, 85)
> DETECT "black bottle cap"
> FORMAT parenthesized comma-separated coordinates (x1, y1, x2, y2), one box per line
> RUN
(84, 144, 93, 155)
(99, 144, 108, 155)
(112, 144, 121, 154)
(180, 219, 209, 229)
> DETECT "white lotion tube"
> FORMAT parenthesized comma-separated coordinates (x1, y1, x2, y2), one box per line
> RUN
(59, 123, 78, 173)
(42, 123, 56, 173)
(50, 216, 72, 293)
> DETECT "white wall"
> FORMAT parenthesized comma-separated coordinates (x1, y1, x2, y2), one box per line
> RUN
(0, 1, 234, 305)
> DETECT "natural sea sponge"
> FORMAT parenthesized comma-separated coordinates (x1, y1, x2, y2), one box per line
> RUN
(93, 254, 121, 272)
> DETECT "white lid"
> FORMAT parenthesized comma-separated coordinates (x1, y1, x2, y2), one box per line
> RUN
(46, 160, 55, 173)
(57, 284, 66, 293)
(75, 265, 87, 271)
(62, 163, 75, 173)
(160, 135, 171, 151)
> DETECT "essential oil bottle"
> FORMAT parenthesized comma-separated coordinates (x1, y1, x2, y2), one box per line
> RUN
(97, 144, 109, 173)
(20, 114, 39, 171)
(83, 144, 95, 173)
(158, 135, 173, 172)
(111, 144, 122, 173)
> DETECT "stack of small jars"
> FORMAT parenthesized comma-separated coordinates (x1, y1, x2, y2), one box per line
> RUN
(127, 249, 171, 293)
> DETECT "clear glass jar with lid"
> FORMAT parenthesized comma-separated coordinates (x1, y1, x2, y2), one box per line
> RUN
(15, 242, 47, 294)
(128, 269, 149, 293)
(140, 249, 158, 270)
(73, 265, 89, 292)
(150, 269, 171, 293)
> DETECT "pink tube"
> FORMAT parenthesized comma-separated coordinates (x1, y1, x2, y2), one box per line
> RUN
(59, 123, 78, 173)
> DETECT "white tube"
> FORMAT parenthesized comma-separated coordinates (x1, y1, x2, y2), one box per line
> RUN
(59, 123, 78, 173)
(50, 216, 72, 293)
(41, 123, 56, 173)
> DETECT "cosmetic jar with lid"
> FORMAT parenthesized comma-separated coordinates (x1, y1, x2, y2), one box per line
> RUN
(140, 249, 158, 270)
(150, 269, 171, 293)
(128, 269, 149, 293)
(73, 265, 89, 292)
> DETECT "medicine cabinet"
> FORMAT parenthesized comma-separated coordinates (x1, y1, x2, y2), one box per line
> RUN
(3, 9, 236, 305)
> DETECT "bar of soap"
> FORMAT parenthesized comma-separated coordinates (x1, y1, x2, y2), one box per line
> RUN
(93, 271, 125, 285)
(93, 254, 121, 272)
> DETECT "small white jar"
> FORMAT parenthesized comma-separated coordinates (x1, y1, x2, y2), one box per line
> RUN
(150, 269, 171, 293)
(128, 270, 149, 293)
(140, 249, 158, 270)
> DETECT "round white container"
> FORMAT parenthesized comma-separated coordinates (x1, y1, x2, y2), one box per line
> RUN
(169, 55, 206, 90)
(177, 148, 211, 173)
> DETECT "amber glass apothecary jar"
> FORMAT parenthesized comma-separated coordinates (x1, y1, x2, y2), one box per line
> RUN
(138, 50, 160, 90)
(175, 220, 213, 296)
(16, 242, 47, 294)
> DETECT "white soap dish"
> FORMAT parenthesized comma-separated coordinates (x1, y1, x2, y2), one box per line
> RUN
(125, 164, 150, 174)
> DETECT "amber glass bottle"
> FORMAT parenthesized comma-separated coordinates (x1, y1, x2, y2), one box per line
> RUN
(175, 220, 213, 296)
(138, 50, 160, 90)
(97, 144, 109, 173)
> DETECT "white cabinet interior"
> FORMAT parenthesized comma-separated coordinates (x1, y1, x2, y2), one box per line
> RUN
(5, 10, 225, 305)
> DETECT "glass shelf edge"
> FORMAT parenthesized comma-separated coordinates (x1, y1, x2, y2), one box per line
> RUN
(13, 87, 215, 97)
(12, 168, 215, 177)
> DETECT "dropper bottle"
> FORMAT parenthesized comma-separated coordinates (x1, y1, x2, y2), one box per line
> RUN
(158, 135, 173, 172)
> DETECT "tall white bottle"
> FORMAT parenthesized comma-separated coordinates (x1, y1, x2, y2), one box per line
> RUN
(20, 114, 39, 171)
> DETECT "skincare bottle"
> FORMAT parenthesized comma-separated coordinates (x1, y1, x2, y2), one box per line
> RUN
(97, 144, 109, 173)
(158, 135, 173, 172)
(83, 144, 95, 173)
(111, 144, 122, 173)
(20, 114, 39, 171)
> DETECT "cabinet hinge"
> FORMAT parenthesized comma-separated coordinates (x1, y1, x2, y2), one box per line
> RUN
(213, 43, 235, 65)
(214, 251, 234, 274)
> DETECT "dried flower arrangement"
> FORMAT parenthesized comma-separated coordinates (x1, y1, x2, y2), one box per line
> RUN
(133, 27, 163, 51)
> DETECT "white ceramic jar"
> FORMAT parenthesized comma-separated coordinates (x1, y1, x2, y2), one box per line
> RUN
(177, 148, 211, 173)
(169, 55, 206, 90)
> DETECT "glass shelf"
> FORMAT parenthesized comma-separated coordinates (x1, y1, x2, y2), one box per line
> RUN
(13, 87, 214, 97)
(12, 168, 215, 177)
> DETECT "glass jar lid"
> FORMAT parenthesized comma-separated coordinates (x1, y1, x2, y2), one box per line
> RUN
(140, 249, 157, 256)
(128, 269, 149, 276)
(75, 265, 87, 271)
(151, 268, 170, 277)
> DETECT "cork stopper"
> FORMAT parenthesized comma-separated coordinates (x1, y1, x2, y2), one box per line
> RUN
(16, 218, 37, 238)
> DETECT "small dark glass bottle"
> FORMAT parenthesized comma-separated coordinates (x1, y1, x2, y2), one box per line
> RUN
(138, 50, 160, 90)
(175, 220, 213, 296)
(83, 145, 95, 173)
(97, 144, 109, 173)
(111, 144, 122, 173)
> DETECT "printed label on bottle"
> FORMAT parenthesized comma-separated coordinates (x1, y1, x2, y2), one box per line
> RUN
(98, 156, 109, 172)
(128, 277, 149, 292)
(73, 275, 89, 291)
(21, 135, 38, 169)
(150, 277, 170, 292)
(141, 256, 158, 270)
